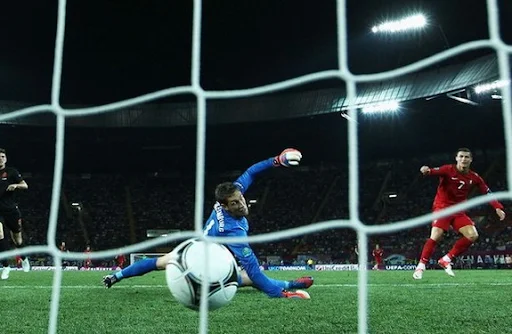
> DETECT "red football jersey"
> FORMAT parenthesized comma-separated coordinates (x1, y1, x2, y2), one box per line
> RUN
(428, 164, 503, 211)
(372, 249, 383, 258)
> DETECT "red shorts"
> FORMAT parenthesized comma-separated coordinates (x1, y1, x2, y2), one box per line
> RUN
(432, 210, 474, 232)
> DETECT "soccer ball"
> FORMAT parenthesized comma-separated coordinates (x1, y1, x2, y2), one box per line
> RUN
(165, 238, 239, 311)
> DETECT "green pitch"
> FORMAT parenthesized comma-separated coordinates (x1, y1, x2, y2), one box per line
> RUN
(1, 270, 511, 334)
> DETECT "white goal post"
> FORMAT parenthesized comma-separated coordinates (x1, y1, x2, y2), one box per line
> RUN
(129, 253, 167, 265)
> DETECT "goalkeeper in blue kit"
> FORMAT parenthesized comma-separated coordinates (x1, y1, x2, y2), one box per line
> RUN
(102, 148, 313, 299)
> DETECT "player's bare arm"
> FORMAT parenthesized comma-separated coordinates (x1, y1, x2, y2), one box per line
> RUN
(6, 180, 28, 191)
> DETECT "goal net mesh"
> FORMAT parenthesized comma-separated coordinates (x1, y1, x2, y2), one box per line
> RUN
(0, 1, 510, 333)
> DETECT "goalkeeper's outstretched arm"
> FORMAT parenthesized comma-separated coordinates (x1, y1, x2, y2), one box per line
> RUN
(234, 148, 302, 194)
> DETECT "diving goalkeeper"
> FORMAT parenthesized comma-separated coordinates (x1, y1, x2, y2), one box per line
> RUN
(102, 148, 313, 299)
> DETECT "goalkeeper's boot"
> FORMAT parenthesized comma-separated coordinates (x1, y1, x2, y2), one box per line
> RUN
(102, 274, 119, 288)
(21, 258, 31, 272)
(282, 290, 311, 299)
(438, 258, 455, 277)
(289, 276, 314, 289)
(1, 266, 11, 280)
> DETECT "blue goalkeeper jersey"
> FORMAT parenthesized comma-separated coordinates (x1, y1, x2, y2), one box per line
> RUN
(203, 158, 284, 297)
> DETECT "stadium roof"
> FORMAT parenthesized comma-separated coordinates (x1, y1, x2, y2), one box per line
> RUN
(0, 54, 502, 127)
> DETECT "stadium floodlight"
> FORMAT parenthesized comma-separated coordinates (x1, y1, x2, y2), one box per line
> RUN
(372, 14, 427, 34)
(361, 101, 400, 114)
(474, 80, 510, 94)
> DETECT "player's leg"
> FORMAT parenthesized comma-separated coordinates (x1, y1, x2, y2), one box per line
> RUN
(376, 257, 382, 270)
(229, 268, 295, 289)
(102, 253, 173, 288)
(373, 257, 382, 270)
(238, 270, 311, 299)
(238, 269, 314, 290)
(0, 222, 11, 280)
(413, 219, 447, 279)
(9, 231, 30, 272)
(438, 215, 477, 275)
(223, 245, 313, 293)
(6, 210, 30, 272)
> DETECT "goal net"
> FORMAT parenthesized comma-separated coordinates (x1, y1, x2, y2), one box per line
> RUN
(0, 1, 510, 334)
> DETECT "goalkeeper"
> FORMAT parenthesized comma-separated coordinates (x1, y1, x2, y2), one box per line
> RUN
(102, 149, 313, 299)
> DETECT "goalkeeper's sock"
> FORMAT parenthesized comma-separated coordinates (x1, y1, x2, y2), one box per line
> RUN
(114, 258, 158, 281)
(419, 238, 437, 264)
(266, 278, 290, 290)
(447, 237, 473, 260)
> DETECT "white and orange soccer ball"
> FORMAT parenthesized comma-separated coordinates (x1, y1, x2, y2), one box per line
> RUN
(165, 238, 239, 311)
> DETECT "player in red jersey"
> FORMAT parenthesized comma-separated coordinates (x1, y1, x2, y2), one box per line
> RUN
(413, 148, 506, 279)
(115, 254, 125, 269)
(372, 244, 384, 270)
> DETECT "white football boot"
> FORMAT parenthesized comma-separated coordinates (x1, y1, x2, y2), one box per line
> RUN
(21, 258, 30, 272)
(1, 266, 11, 280)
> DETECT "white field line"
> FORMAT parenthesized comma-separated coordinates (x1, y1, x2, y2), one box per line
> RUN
(1, 282, 512, 289)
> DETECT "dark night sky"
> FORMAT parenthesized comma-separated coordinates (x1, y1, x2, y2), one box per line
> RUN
(0, 0, 510, 104)
(0, 1, 510, 172)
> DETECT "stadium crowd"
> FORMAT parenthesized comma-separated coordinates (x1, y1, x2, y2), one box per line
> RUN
(7, 149, 512, 269)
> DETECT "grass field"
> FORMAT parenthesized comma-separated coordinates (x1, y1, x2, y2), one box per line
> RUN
(1, 269, 512, 334)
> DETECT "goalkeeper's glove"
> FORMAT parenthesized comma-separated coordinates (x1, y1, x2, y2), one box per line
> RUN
(273, 148, 302, 167)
